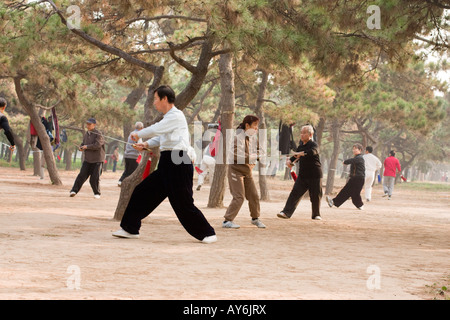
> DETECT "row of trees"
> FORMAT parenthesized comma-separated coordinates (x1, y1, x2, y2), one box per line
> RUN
(0, 0, 448, 219)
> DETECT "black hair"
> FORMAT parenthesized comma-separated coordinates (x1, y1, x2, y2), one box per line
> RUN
(154, 85, 176, 103)
(237, 115, 259, 130)
(390, 150, 395, 156)
(366, 146, 373, 153)
(0, 97, 7, 108)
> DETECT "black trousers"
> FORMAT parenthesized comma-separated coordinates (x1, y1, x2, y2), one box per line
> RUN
(120, 150, 216, 240)
(332, 176, 364, 208)
(119, 158, 139, 182)
(282, 177, 323, 219)
(71, 161, 102, 195)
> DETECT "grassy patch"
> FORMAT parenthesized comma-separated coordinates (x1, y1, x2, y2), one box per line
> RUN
(425, 276, 450, 300)
(397, 182, 450, 192)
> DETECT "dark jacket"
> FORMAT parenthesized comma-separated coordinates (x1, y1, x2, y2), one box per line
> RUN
(81, 129, 105, 163)
(290, 139, 322, 179)
(344, 154, 365, 178)
(0, 112, 15, 147)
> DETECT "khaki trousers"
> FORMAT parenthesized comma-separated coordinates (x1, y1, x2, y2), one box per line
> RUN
(224, 164, 260, 221)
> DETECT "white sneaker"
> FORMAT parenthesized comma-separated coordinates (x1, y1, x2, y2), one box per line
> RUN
(277, 212, 290, 219)
(201, 235, 217, 244)
(313, 216, 322, 220)
(357, 206, 364, 211)
(70, 191, 76, 197)
(222, 221, 240, 229)
(94, 194, 100, 199)
(112, 228, 139, 239)
(326, 195, 334, 207)
(251, 219, 266, 228)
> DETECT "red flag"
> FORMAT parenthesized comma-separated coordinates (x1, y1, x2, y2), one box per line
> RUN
(401, 175, 407, 182)
(210, 121, 221, 157)
(142, 160, 152, 180)
(195, 166, 203, 174)
(290, 169, 297, 181)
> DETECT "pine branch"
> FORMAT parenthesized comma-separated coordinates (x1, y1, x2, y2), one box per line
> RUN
(45, 0, 161, 74)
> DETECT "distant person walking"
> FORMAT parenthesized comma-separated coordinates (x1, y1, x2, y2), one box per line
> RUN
(112, 146, 119, 172)
(118, 121, 144, 186)
(70, 118, 105, 199)
(223, 115, 266, 229)
(0, 97, 15, 152)
(326, 143, 365, 210)
(363, 146, 382, 201)
(196, 143, 216, 191)
(382, 150, 402, 199)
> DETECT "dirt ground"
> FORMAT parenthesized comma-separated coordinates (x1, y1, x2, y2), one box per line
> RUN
(0, 166, 448, 300)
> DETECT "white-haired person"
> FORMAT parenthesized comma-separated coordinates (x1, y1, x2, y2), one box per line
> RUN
(118, 121, 144, 186)
(277, 124, 323, 220)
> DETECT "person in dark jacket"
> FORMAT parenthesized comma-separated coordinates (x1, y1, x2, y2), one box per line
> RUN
(326, 143, 365, 210)
(70, 118, 105, 199)
(0, 97, 15, 151)
(277, 125, 323, 220)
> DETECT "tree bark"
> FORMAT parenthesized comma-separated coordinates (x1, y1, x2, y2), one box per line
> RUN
(113, 68, 164, 221)
(207, 52, 235, 208)
(316, 117, 326, 148)
(325, 118, 341, 195)
(255, 70, 270, 201)
(13, 75, 62, 185)
(11, 131, 26, 170)
(122, 85, 146, 151)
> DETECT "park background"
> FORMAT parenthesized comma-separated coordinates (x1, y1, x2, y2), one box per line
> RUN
(0, 0, 449, 300)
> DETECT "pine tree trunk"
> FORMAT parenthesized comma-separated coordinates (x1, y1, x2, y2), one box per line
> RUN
(325, 118, 341, 195)
(208, 52, 235, 208)
(14, 76, 62, 185)
(113, 67, 163, 220)
(11, 132, 26, 170)
(255, 70, 270, 201)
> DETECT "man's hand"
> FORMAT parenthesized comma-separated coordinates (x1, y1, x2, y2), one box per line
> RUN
(79, 145, 87, 151)
(286, 159, 293, 169)
(9, 145, 15, 152)
(130, 132, 139, 142)
(132, 142, 148, 151)
(293, 151, 306, 158)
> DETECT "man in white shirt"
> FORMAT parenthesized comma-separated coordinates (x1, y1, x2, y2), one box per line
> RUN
(363, 146, 382, 201)
(112, 85, 217, 244)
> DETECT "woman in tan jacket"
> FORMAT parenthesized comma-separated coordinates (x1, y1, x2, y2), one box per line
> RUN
(223, 115, 265, 229)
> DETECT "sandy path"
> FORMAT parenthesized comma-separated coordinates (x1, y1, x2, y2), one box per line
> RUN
(0, 166, 448, 300)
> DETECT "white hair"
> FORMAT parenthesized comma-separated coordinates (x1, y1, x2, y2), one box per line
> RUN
(301, 125, 314, 135)
(135, 121, 144, 130)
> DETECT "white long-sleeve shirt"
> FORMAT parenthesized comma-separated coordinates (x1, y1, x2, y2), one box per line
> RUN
(137, 106, 191, 152)
(363, 153, 382, 173)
